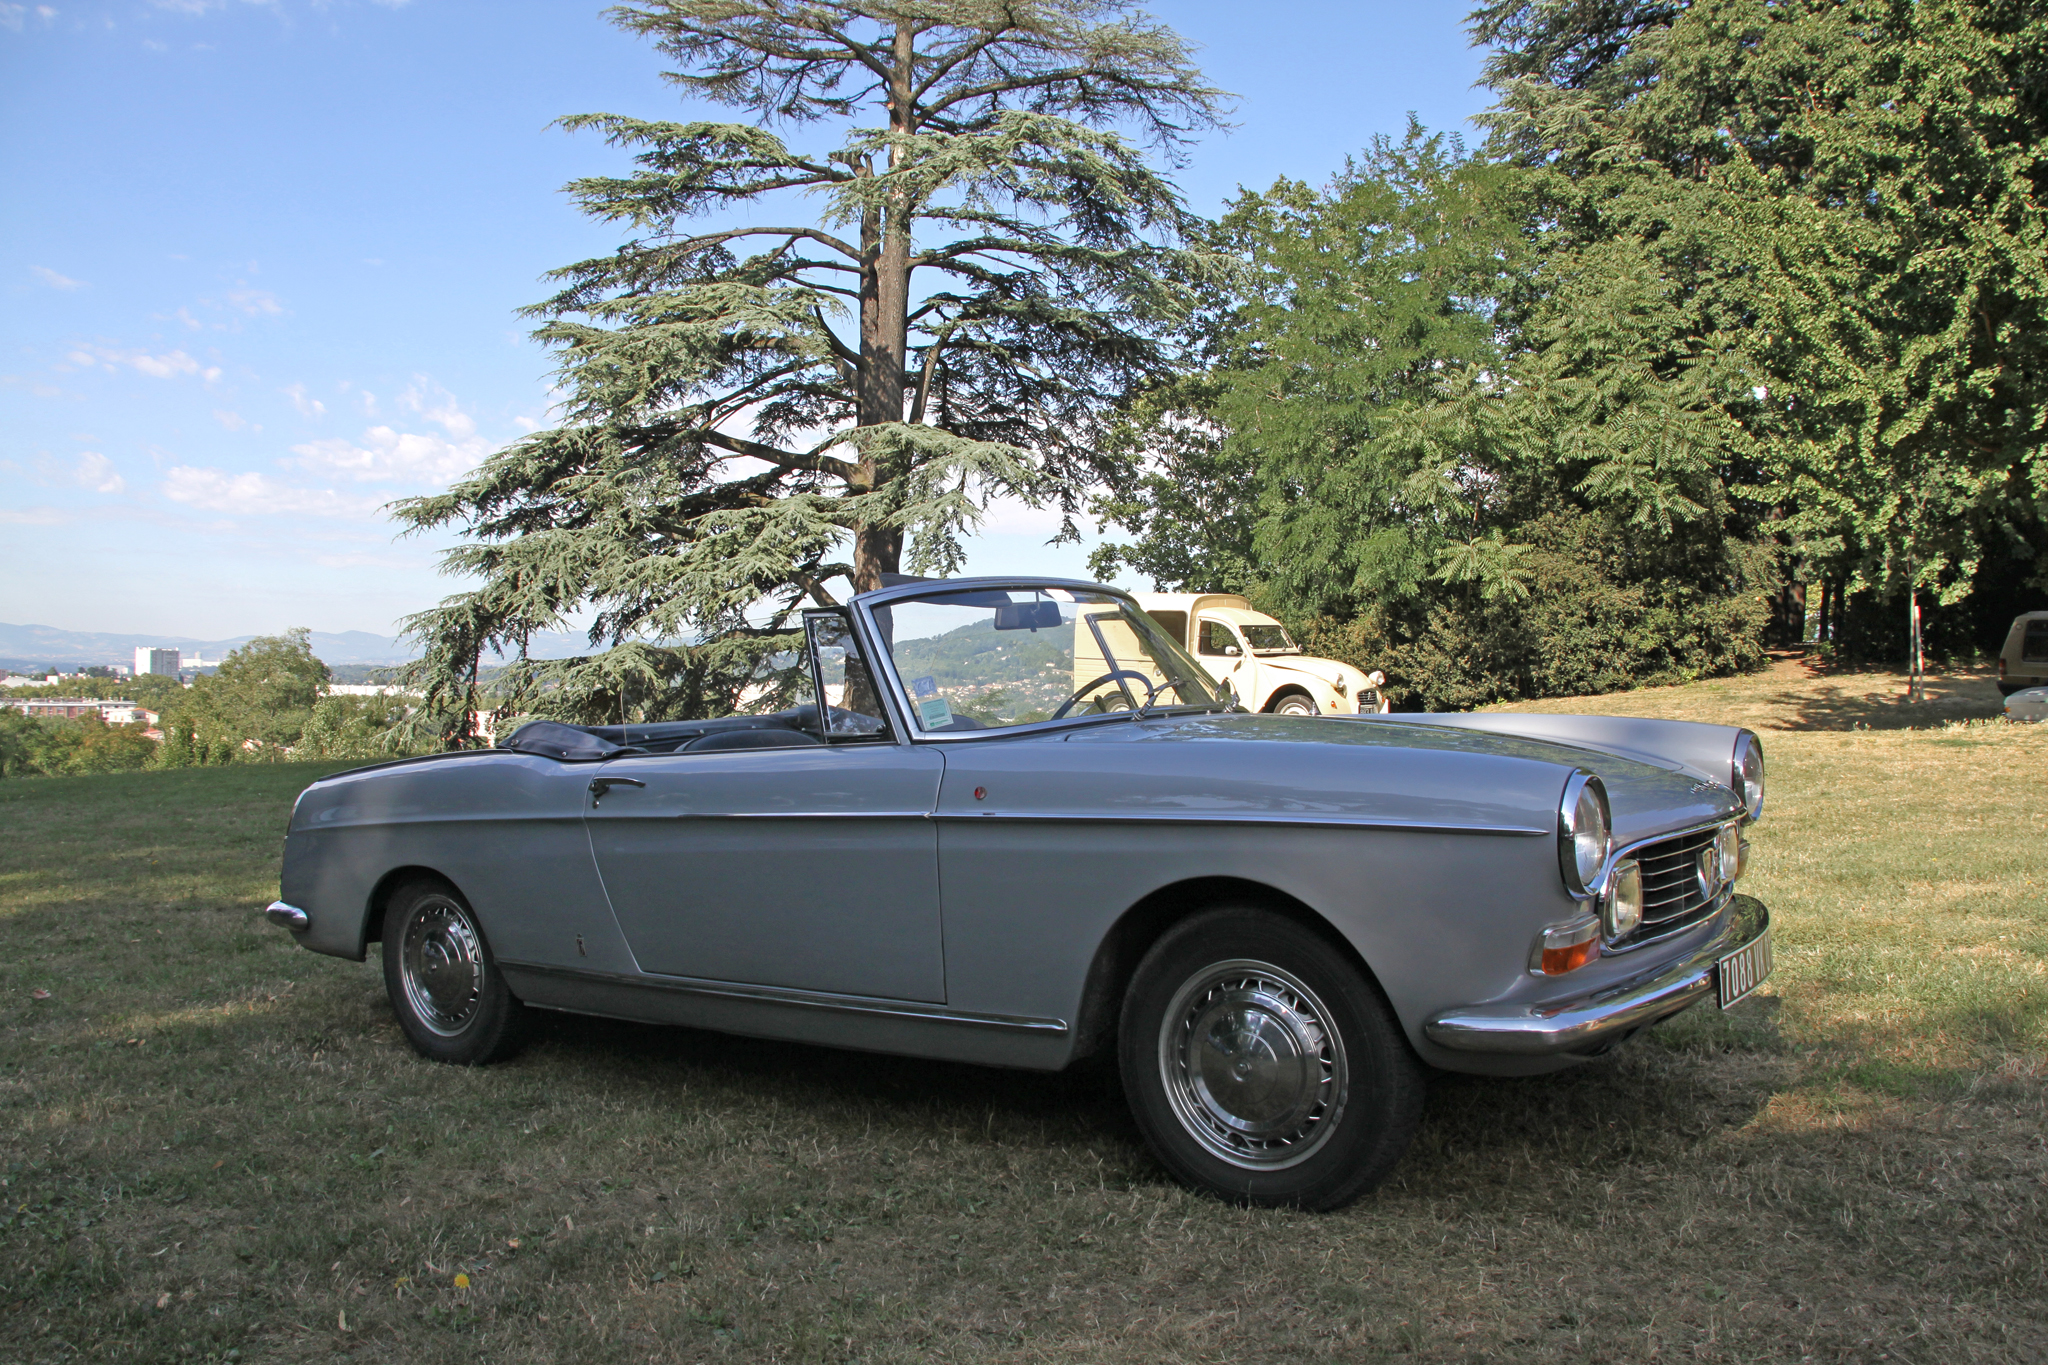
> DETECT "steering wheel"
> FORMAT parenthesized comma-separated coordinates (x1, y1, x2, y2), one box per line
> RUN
(1052, 669, 1161, 720)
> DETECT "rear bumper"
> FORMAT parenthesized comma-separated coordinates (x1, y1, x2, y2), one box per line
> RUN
(1424, 895, 1770, 1056)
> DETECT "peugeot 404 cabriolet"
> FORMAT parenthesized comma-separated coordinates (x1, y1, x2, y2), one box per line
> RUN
(269, 577, 1772, 1210)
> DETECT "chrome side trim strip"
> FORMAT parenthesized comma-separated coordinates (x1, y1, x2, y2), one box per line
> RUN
(1425, 896, 1769, 1055)
(930, 810, 1547, 836)
(601, 809, 1546, 834)
(264, 900, 309, 931)
(497, 960, 1068, 1035)
(661, 810, 932, 820)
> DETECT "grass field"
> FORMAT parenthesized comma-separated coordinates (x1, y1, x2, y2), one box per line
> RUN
(4, 661, 2044, 1363)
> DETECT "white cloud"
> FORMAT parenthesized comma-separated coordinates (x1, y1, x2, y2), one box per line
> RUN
(282, 382, 325, 418)
(0, 5, 27, 32)
(0, 507, 68, 526)
(31, 266, 84, 290)
(213, 409, 251, 432)
(66, 345, 219, 382)
(223, 284, 282, 316)
(291, 425, 485, 485)
(400, 377, 477, 438)
(161, 466, 385, 519)
(69, 451, 125, 494)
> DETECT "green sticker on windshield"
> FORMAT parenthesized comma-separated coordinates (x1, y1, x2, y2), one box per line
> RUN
(917, 696, 953, 729)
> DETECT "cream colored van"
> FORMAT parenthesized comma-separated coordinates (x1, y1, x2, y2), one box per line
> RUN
(1998, 610, 2048, 695)
(1133, 593, 1388, 715)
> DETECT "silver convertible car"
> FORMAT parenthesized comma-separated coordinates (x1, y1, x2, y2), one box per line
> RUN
(270, 577, 1773, 1210)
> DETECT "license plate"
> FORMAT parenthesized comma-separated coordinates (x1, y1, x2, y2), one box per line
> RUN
(1717, 926, 1773, 1009)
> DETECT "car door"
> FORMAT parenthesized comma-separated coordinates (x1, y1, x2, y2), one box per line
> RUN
(581, 613, 947, 1003)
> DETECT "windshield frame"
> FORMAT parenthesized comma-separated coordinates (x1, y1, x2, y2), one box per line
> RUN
(848, 577, 1233, 741)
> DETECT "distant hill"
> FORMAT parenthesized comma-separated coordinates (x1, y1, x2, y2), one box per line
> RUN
(0, 622, 600, 670)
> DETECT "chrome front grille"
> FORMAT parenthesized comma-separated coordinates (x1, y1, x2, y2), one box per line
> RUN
(1618, 825, 1731, 947)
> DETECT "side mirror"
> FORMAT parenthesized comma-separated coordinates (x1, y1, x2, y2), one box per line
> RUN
(1223, 643, 1241, 657)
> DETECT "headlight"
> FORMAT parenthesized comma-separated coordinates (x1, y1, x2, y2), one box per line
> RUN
(1715, 821, 1741, 885)
(1733, 732, 1765, 822)
(1557, 771, 1611, 899)
(1603, 858, 1643, 938)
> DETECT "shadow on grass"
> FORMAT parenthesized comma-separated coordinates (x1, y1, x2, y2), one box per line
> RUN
(1766, 664, 2005, 731)
(504, 992, 1796, 1199)
(518, 1007, 1143, 1145)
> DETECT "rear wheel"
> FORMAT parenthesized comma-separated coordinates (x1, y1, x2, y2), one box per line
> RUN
(381, 879, 527, 1065)
(1118, 908, 1423, 1210)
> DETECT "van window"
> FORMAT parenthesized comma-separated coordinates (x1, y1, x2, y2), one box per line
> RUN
(2025, 620, 2048, 663)
(1146, 609, 1188, 645)
(1198, 619, 1240, 656)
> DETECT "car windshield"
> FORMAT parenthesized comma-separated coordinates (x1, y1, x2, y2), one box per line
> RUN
(1242, 624, 1299, 654)
(868, 587, 1228, 732)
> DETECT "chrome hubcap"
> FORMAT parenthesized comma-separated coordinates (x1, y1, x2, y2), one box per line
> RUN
(400, 896, 484, 1037)
(1159, 958, 1347, 1170)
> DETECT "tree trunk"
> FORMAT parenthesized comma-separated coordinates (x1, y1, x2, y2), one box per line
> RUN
(847, 24, 919, 595)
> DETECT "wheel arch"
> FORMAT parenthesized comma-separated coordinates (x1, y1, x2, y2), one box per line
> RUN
(360, 865, 462, 957)
(1262, 685, 1319, 714)
(1067, 875, 1384, 1063)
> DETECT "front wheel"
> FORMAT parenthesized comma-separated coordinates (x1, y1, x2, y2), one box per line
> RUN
(1118, 909, 1423, 1210)
(1271, 693, 1319, 716)
(381, 879, 528, 1065)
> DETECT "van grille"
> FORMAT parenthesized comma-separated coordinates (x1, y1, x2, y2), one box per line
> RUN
(1619, 825, 1731, 947)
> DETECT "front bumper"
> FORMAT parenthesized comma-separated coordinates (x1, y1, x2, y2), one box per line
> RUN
(1425, 895, 1770, 1056)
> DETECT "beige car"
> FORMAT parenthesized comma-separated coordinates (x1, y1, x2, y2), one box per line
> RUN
(1998, 611, 2048, 696)
(1133, 593, 1388, 715)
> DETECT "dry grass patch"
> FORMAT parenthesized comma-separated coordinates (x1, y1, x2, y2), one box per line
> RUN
(3, 677, 2044, 1364)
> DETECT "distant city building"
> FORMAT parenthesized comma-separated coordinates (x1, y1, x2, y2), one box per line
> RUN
(134, 647, 181, 676)
(326, 683, 414, 697)
(6, 698, 148, 723)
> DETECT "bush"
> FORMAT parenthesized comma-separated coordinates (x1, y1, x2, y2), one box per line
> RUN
(1292, 512, 1774, 711)
(0, 711, 159, 778)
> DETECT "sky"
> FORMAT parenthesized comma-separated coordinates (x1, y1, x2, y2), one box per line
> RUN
(0, 0, 1493, 642)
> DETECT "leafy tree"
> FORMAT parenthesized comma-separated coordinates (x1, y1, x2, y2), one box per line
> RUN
(0, 712, 157, 779)
(1472, 0, 2048, 665)
(181, 630, 331, 758)
(297, 695, 416, 762)
(1092, 126, 1771, 708)
(395, 0, 1226, 740)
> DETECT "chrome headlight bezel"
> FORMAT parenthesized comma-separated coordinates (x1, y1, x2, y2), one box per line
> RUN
(1557, 770, 1612, 900)
(1602, 857, 1644, 939)
(1733, 731, 1765, 822)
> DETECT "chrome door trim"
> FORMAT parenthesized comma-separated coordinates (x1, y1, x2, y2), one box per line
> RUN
(929, 810, 1547, 836)
(498, 959, 1069, 1035)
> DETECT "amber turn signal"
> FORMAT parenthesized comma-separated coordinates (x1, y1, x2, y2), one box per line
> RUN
(1533, 916, 1601, 975)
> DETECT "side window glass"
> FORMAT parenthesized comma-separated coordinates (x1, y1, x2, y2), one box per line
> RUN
(1198, 619, 1240, 657)
(804, 613, 892, 739)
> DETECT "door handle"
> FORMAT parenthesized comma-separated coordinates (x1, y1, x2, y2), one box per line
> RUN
(588, 776, 647, 806)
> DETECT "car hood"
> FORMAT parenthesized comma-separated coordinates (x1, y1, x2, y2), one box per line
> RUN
(1061, 711, 1742, 845)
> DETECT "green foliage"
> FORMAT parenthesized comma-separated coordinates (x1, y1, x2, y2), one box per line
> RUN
(0, 712, 158, 779)
(295, 696, 417, 762)
(1093, 124, 1773, 708)
(167, 631, 331, 761)
(393, 0, 1225, 740)
(1473, 0, 2048, 657)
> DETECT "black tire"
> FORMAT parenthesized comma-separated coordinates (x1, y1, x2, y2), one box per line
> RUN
(380, 878, 528, 1065)
(1118, 908, 1423, 1210)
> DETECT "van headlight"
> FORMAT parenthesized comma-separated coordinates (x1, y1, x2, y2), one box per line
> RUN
(1733, 732, 1765, 822)
(1557, 771, 1611, 899)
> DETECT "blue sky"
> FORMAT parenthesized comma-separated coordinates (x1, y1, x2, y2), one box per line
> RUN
(1, 0, 1491, 641)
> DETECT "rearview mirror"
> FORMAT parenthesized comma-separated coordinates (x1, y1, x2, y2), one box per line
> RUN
(994, 600, 1063, 631)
